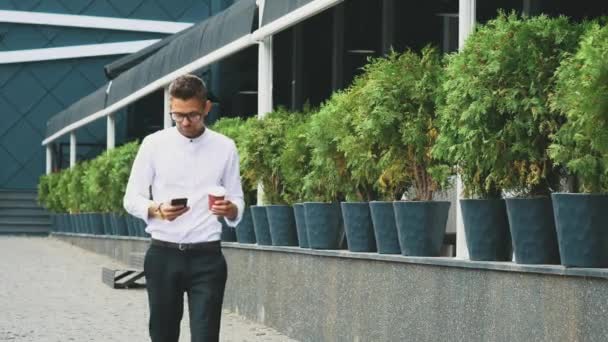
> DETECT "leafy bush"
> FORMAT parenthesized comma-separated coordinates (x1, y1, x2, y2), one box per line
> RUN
(347, 47, 449, 201)
(82, 152, 112, 212)
(434, 13, 584, 198)
(108, 141, 140, 213)
(66, 161, 87, 213)
(278, 109, 314, 204)
(240, 109, 303, 204)
(550, 22, 608, 193)
(38, 173, 66, 213)
(56, 167, 72, 212)
(211, 117, 257, 205)
(303, 91, 369, 202)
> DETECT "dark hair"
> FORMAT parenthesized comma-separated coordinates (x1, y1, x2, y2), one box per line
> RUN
(169, 74, 208, 102)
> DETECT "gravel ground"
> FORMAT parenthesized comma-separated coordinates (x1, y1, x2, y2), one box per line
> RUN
(0, 237, 298, 342)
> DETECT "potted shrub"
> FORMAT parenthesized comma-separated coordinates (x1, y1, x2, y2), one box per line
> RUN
(303, 92, 375, 251)
(240, 111, 300, 246)
(212, 117, 256, 243)
(435, 13, 583, 262)
(279, 112, 314, 248)
(109, 141, 139, 237)
(351, 47, 451, 257)
(82, 155, 108, 236)
(67, 162, 89, 234)
(549, 22, 608, 267)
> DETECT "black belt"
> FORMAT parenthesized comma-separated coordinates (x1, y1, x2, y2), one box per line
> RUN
(151, 239, 221, 252)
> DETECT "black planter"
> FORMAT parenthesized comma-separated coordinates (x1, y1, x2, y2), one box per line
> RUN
(506, 197, 560, 265)
(552, 193, 608, 267)
(341, 202, 376, 252)
(266, 205, 299, 246)
(134, 217, 148, 237)
(251, 205, 272, 245)
(460, 199, 512, 261)
(304, 202, 343, 249)
(393, 201, 450, 257)
(110, 213, 128, 236)
(293, 204, 309, 248)
(101, 213, 113, 235)
(369, 201, 401, 254)
(235, 207, 256, 244)
(89, 213, 104, 235)
(75, 214, 84, 233)
(220, 217, 237, 242)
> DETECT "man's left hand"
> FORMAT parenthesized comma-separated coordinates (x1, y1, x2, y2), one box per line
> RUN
(211, 200, 238, 220)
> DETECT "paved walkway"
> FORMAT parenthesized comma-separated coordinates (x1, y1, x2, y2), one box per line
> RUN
(0, 237, 298, 342)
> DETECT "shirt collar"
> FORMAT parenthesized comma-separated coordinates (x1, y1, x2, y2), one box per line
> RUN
(173, 126, 209, 144)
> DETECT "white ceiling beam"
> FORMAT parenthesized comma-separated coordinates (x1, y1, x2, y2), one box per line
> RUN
(0, 10, 193, 34)
(0, 40, 161, 64)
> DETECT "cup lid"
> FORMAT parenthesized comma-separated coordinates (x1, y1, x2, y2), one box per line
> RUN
(208, 186, 226, 197)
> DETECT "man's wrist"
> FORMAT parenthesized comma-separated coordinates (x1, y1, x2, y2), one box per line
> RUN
(148, 202, 164, 220)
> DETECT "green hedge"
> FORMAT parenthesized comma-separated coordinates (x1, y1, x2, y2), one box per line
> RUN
(38, 141, 139, 213)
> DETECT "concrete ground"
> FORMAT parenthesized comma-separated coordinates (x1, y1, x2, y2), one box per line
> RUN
(0, 236, 298, 342)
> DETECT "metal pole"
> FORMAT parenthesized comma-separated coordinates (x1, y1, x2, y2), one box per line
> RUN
(46, 144, 52, 174)
(456, 0, 476, 259)
(257, 0, 273, 204)
(69, 132, 76, 168)
(164, 86, 172, 129)
(107, 114, 115, 150)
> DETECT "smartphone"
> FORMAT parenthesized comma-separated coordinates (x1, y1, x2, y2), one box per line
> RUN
(170, 198, 188, 208)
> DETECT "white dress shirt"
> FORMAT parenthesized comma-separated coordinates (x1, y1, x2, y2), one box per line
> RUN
(123, 126, 244, 243)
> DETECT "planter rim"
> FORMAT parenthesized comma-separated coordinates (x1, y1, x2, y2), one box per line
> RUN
(340, 201, 369, 204)
(302, 202, 337, 204)
(369, 201, 395, 204)
(265, 204, 291, 208)
(504, 196, 551, 200)
(551, 192, 608, 197)
(459, 198, 504, 202)
(393, 200, 450, 204)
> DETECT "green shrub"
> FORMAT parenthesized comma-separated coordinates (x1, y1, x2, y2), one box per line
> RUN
(348, 47, 449, 201)
(108, 141, 140, 213)
(434, 13, 584, 198)
(56, 167, 72, 213)
(240, 109, 302, 204)
(550, 22, 608, 193)
(66, 161, 88, 213)
(82, 152, 111, 212)
(303, 90, 375, 202)
(37, 174, 50, 209)
(278, 109, 314, 204)
(212, 117, 257, 205)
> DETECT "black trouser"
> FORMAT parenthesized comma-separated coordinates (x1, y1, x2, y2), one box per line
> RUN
(144, 242, 227, 342)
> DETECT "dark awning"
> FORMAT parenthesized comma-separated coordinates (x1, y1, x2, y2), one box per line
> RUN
(262, 0, 316, 25)
(107, 0, 257, 106)
(103, 26, 195, 80)
(46, 85, 108, 140)
(44, 0, 257, 143)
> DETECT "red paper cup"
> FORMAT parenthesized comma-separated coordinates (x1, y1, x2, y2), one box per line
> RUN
(208, 186, 226, 210)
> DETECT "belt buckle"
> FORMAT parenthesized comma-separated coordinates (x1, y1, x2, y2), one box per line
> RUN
(178, 243, 186, 251)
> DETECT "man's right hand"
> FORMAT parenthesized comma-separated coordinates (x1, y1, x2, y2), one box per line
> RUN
(148, 202, 189, 221)
(159, 203, 190, 221)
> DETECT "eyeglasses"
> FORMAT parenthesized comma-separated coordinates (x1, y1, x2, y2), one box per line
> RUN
(170, 112, 203, 123)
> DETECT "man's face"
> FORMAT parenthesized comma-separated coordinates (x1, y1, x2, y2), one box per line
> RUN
(170, 97, 210, 138)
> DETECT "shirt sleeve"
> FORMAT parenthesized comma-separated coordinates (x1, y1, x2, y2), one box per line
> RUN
(222, 142, 245, 227)
(123, 136, 155, 223)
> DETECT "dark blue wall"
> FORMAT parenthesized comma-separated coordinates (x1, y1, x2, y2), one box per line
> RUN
(0, 0, 221, 189)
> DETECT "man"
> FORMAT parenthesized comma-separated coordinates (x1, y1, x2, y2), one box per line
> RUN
(123, 74, 244, 342)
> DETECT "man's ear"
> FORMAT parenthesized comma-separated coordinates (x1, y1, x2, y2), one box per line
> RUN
(203, 99, 212, 114)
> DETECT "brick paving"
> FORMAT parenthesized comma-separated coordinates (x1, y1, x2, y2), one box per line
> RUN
(0, 237, 298, 342)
